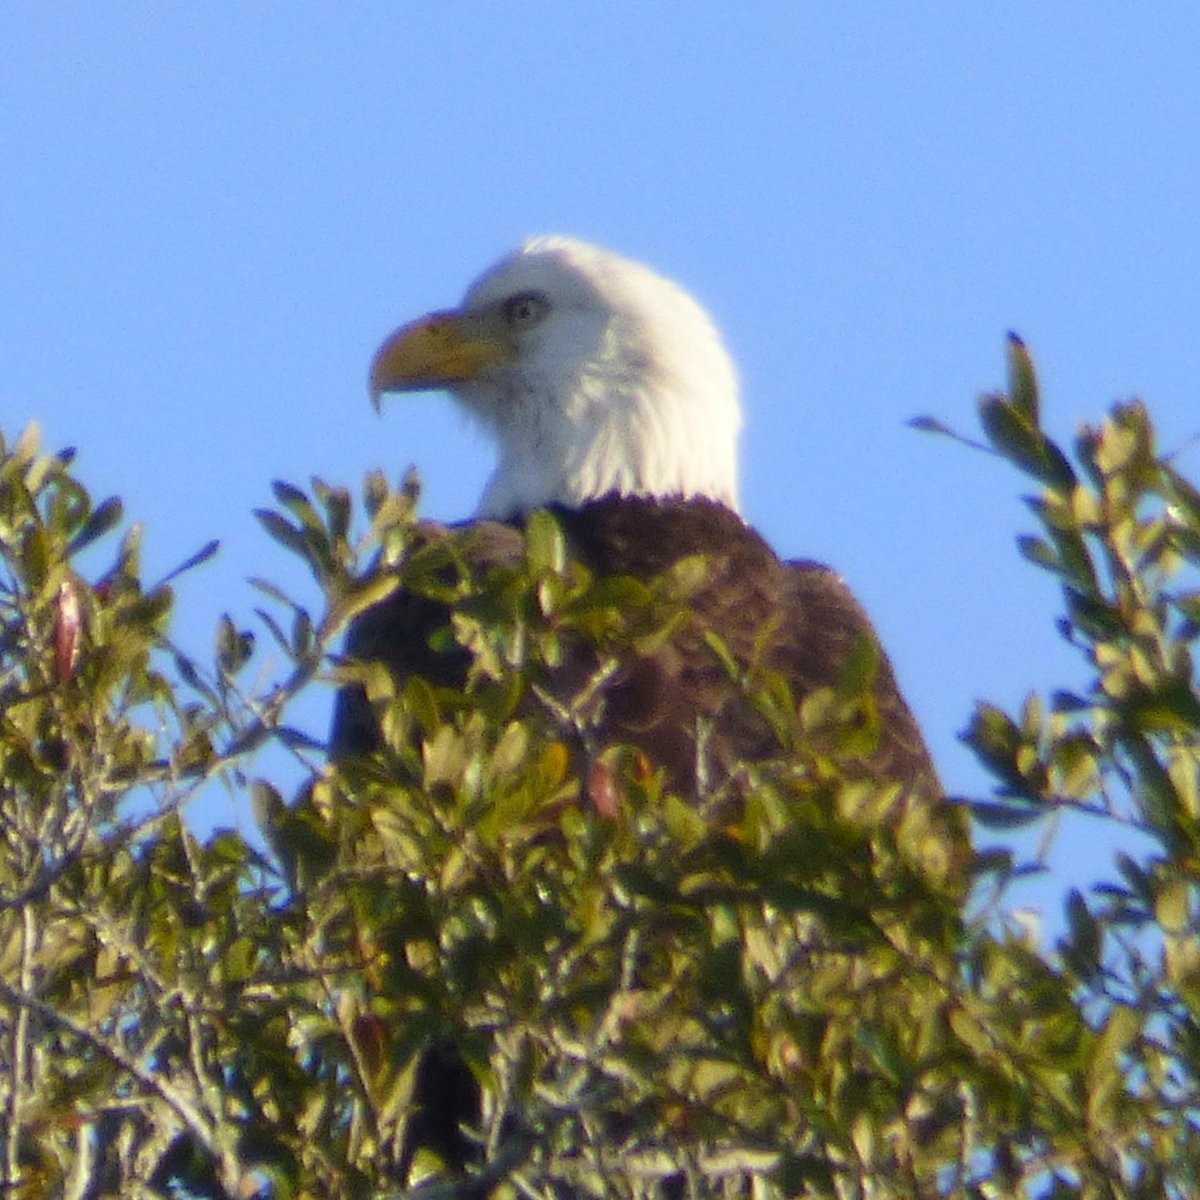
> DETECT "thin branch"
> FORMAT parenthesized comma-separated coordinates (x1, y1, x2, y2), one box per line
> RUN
(0, 974, 224, 1173)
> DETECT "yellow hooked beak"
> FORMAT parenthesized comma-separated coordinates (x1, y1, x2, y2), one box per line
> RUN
(368, 308, 514, 410)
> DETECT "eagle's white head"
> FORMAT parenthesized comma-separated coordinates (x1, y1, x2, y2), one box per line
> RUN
(369, 236, 742, 520)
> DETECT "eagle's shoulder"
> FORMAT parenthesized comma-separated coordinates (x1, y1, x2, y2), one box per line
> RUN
(777, 558, 942, 795)
(780, 557, 885, 649)
(550, 494, 774, 578)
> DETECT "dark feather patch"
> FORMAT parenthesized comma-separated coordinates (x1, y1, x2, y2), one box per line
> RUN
(334, 494, 948, 808)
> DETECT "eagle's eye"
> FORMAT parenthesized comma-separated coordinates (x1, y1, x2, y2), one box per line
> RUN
(503, 292, 549, 330)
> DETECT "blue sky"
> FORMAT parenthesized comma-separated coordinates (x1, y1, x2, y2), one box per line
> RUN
(4, 7, 1198, 916)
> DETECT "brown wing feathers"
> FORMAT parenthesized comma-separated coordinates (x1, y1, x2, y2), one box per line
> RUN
(332, 497, 940, 804)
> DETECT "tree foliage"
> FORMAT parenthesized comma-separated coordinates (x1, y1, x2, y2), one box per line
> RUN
(1, 340, 1199, 1197)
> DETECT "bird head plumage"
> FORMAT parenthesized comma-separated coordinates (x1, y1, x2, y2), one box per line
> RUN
(369, 236, 742, 519)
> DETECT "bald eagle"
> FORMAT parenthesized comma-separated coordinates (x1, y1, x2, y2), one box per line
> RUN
(334, 236, 941, 800)
(330, 236, 959, 1177)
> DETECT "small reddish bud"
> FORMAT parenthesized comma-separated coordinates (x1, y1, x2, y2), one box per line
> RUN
(587, 759, 620, 819)
(54, 579, 83, 682)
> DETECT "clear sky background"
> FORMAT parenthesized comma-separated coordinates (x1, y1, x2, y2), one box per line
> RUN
(4, 7, 1198, 919)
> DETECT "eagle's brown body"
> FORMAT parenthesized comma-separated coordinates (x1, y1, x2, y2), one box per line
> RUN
(332, 495, 940, 805)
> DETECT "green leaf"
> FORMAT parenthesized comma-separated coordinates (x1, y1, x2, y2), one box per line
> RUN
(315, 478, 352, 544)
(907, 413, 958, 438)
(364, 468, 390, 517)
(256, 509, 308, 557)
(256, 509, 335, 581)
(835, 632, 879, 698)
(1060, 888, 1101, 977)
(1096, 1004, 1139, 1062)
(291, 607, 315, 658)
(1018, 534, 1058, 572)
(1006, 331, 1040, 425)
(1155, 878, 1191, 933)
(964, 701, 1024, 779)
(272, 479, 323, 535)
(978, 393, 1075, 491)
(524, 508, 566, 575)
(970, 800, 1045, 830)
(1064, 588, 1126, 639)
(67, 495, 124, 555)
(906, 413, 991, 454)
(12, 420, 41, 468)
(216, 614, 255, 674)
(254, 605, 293, 655)
(157, 537, 220, 586)
(250, 576, 304, 611)
(1123, 676, 1200, 735)
(326, 571, 402, 634)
